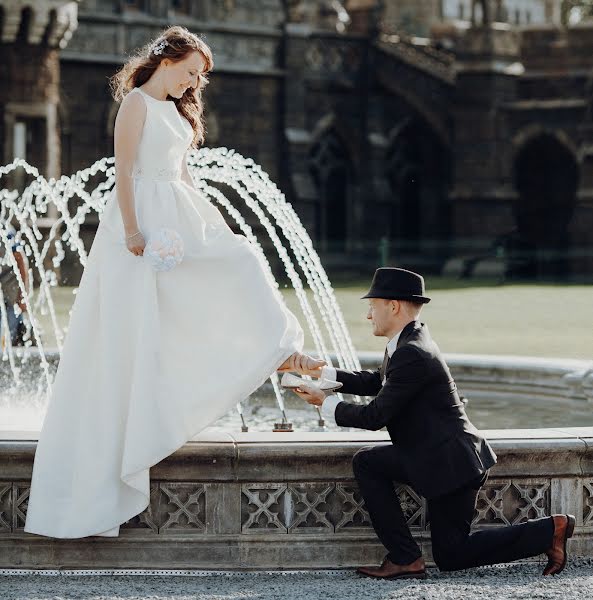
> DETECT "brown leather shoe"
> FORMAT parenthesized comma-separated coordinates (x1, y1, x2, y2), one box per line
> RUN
(356, 556, 427, 580)
(543, 514, 576, 576)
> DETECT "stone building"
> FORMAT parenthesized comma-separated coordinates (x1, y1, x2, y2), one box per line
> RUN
(382, 0, 562, 35)
(1, 0, 592, 281)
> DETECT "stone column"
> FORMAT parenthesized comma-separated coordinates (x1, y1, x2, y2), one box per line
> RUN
(450, 22, 521, 262)
(0, 0, 80, 285)
(0, 1, 80, 194)
(545, 0, 563, 25)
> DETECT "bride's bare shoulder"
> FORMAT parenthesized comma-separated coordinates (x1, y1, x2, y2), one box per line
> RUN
(118, 88, 146, 112)
(114, 89, 146, 131)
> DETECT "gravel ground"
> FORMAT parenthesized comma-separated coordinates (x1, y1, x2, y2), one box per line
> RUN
(2, 558, 593, 600)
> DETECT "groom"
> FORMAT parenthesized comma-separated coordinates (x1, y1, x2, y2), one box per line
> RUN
(281, 267, 575, 579)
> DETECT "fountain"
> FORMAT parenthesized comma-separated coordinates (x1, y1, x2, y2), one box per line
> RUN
(0, 149, 363, 434)
(0, 153, 592, 569)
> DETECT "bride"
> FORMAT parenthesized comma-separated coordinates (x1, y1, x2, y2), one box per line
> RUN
(24, 25, 323, 539)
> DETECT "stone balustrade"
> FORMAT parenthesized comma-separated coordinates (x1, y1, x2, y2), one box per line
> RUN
(1, 427, 592, 569)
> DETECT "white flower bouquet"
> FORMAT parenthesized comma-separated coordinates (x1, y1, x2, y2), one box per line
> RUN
(144, 227, 184, 272)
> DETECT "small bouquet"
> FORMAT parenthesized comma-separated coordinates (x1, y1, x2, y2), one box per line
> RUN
(144, 227, 184, 272)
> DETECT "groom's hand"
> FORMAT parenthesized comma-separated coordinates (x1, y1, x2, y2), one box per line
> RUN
(277, 352, 326, 377)
(293, 384, 326, 407)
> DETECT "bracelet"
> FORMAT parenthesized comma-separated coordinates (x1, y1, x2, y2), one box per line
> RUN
(126, 231, 142, 240)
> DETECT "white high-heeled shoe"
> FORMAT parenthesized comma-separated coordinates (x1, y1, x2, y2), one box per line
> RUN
(280, 372, 343, 392)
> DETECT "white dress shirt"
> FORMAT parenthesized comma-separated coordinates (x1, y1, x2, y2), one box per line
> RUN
(320, 329, 403, 424)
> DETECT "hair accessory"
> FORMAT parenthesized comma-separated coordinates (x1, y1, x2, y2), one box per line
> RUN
(152, 39, 169, 56)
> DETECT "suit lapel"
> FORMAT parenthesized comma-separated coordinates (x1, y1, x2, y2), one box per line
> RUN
(380, 321, 422, 383)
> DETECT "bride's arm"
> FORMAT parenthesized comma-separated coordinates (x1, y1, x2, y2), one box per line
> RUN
(113, 92, 146, 235)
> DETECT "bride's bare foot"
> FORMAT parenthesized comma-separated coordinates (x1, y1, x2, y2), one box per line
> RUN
(277, 352, 326, 376)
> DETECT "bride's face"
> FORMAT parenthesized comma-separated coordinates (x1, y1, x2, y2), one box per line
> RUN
(162, 51, 206, 98)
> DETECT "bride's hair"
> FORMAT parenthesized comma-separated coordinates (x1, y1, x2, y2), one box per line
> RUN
(108, 25, 214, 148)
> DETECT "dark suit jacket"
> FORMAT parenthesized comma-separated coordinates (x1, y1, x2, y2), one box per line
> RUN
(334, 320, 497, 499)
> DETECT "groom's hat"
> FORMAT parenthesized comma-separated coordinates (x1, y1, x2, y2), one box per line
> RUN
(361, 267, 431, 304)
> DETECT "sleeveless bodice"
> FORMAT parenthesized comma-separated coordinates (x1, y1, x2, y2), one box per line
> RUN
(130, 87, 193, 181)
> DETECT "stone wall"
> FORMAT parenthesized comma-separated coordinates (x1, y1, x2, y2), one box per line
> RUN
(381, 0, 442, 37)
(4, 1, 593, 280)
(1, 428, 592, 569)
(59, 0, 286, 183)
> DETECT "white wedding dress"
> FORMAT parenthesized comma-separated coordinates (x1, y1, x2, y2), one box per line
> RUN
(24, 86, 304, 538)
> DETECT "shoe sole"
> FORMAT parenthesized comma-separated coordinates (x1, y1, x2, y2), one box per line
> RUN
(386, 571, 428, 580)
(356, 570, 427, 580)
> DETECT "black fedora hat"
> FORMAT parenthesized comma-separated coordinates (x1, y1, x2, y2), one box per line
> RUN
(361, 267, 431, 304)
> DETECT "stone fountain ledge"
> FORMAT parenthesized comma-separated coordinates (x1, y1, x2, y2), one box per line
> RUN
(357, 352, 593, 404)
(1, 427, 592, 569)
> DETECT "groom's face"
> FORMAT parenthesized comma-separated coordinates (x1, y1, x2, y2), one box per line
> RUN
(367, 298, 397, 337)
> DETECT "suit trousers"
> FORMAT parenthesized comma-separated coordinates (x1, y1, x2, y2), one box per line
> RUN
(352, 444, 555, 571)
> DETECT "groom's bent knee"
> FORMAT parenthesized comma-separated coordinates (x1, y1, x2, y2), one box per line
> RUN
(352, 445, 375, 477)
(432, 542, 463, 572)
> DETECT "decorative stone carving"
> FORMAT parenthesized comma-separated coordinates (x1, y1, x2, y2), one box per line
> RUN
(159, 483, 206, 532)
(0, 483, 11, 533)
(473, 481, 511, 526)
(584, 480, 593, 526)
(12, 483, 29, 531)
(334, 482, 372, 531)
(121, 482, 206, 533)
(512, 481, 550, 522)
(473, 480, 550, 527)
(122, 483, 159, 532)
(240, 481, 374, 533)
(395, 484, 425, 530)
(0, 482, 29, 533)
(241, 483, 287, 533)
(0, 478, 554, 537)
(287, 483, 334, 533)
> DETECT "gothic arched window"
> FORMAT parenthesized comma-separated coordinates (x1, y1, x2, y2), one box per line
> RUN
(384, 118, 451, 270)
(511, 130, 579, 278)
(308, 130, 351, 253)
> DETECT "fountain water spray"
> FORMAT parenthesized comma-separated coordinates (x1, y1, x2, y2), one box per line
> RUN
(0, 149, 362, 431)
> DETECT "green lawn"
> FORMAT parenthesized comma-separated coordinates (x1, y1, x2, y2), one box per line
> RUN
(33, 278, 592, 360)
(281, 278, 593, 360)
